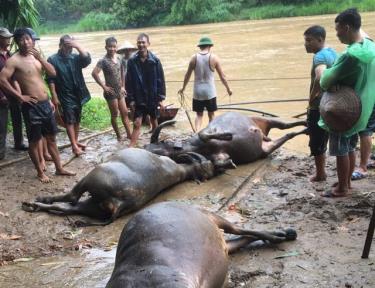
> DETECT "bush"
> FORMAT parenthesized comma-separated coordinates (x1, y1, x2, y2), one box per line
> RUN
(81, 97, 112, 130)
(76, 12, 123, 32)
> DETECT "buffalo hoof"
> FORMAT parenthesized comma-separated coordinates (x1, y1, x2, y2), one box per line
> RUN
(21, 202, 40, 212)
(284, 228, 297, 241)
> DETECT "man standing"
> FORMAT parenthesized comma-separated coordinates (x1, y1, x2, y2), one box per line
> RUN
(304, 25, 337, 182)
(0, 27, 12, 160)
(48, 35, 91, 156)
(0, 28, 75, 182)
(178, 37, 232, 131)
(126, 33, 166, 147)
(320, 8, 375, 197)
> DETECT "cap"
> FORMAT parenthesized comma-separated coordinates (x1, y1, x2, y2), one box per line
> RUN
(25, 28, 40, 41)
(0, 27, 13, 38)
(117, 40, 137, 54)
(197, 36, 213, 47)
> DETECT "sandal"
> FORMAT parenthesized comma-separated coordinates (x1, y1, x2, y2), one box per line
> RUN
(351, 171, 367, 181)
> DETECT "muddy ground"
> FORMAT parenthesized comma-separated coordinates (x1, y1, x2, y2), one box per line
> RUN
(0, 120, 374, 287)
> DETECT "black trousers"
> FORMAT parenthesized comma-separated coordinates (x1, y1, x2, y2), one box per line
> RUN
(8, 99, 24, 147)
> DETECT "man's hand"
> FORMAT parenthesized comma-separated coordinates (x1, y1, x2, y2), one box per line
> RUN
(178, 88, 184, 95)
(121, 87, 127, 97)
(227, 88, 233, 96)
(28, 48, 43, 61)
(21, 95, 38, 104)
(327, 84, 340, 93)
(63, 38, 78, 49)
(103, 85, 115, 96)
(49, 100, 55, 112)
(159, 102, 165, 112)
(129, 101, 135, 112)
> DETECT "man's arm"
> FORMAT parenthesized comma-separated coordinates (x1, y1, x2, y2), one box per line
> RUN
(156, 60, 166, 104)
(309, 64, 326, 105)
(29, 49, 56, 77)
(213, 55, 232, 96)
(125, 60, 135, 106)
(48, 82, 60, 106)
(320, 54, 357, 91)
(0, 59, 37, 104)
(70, 40, 91, 68)
(91, 65, 115, 96)
(178, 56, 196, 94)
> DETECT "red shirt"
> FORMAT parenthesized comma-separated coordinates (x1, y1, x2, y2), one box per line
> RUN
(0, 51, 10, 106)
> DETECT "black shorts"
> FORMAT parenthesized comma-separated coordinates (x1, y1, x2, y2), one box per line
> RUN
(22, 100, 58, 143)
(307, 109, 328, 156)
(192, 98, 217, 113)
(134, 105, 159, 119)
(62, 106, 82, 125)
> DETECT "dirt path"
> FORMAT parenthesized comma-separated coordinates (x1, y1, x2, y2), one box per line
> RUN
(0, 125, 374, 287)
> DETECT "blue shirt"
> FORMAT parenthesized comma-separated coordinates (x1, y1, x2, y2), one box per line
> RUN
(310, 47, 337, 109)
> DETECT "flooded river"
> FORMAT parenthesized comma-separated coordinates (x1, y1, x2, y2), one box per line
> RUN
(2, 13, 375, 287)
(36, 12, 374, 153)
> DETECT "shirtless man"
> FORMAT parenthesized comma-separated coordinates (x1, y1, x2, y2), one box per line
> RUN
(0, 28, 75, 182)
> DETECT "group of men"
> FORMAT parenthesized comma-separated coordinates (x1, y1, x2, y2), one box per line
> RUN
(305, 8, 375, 197)
(0, 27, 230, 182)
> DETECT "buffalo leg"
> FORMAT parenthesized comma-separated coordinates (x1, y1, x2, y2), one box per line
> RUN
(252, 117, 306, 135)
(226, 229, 297, 254)
(36, 180, 87, 204)
(22, 198, 110, 219)
(262, 128, 308, 155)
(198, 130, 232, 142)
(209, 212, 296, 243)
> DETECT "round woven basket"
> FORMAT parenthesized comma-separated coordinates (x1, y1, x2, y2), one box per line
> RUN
(319, 86, 361, 133)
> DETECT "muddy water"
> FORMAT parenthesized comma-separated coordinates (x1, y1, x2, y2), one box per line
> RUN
(3, 13, 375, 287)
(36, 12, 375, 154)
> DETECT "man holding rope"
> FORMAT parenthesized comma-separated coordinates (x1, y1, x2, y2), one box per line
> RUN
(178, 37, 232, 131)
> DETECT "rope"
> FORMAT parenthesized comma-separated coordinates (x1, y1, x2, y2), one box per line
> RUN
(84, 76, 310, 85)
(218, 98, 307, 107)
(178, 91, 196, 133)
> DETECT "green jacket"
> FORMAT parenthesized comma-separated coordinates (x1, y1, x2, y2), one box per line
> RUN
(319, 38, 375, 136)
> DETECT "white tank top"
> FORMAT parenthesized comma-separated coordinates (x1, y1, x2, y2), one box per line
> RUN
(193, 52, 216, 100)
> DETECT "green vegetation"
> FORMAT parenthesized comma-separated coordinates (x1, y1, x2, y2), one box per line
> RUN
(32, 0, 375, 34)
(81, 97, 112, 130)
(0, 0, 39, 30)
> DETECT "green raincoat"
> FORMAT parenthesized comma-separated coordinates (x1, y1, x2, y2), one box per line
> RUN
(319, 37, 375, 136)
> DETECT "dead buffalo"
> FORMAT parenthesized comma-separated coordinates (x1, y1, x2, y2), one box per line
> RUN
(106, 201, 296, 288)
(22, 148, 224, 225)
(145, 112, 307, 166)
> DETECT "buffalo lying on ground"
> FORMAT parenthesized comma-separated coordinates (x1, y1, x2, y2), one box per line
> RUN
(22, 148, 224, 225)
(106, 202, 296, 288)
(146, 112, 307, 166)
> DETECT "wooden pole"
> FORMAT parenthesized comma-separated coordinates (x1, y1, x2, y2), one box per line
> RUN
(362, 203, 375, 259)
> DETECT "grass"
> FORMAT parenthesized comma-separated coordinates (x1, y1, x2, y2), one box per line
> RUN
(238, 0, 375, 21)
(81, 96, 112, 131)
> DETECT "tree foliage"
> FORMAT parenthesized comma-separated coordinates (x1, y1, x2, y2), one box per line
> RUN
(0, 0, 39, 30)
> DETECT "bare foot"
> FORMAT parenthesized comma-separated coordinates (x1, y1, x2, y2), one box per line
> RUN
(331, 182, 352, 189)
(117, 135, 126, 142)
(44, 154, 53, 161)
(38, 173, 51, 183)
(77, 142, 87, 150)
(322, 184, 349, 197)
(309, 174, 327, 182)
(55, 168, 76, 176)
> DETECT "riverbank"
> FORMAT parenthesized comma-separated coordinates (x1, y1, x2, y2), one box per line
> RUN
(0, 124, 374, 287)
(37, 0, 375, 35)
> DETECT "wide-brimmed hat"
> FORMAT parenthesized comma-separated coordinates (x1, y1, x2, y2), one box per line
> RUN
(197, 36, 213, 47)
(0, 27, 13, 38)
(26, 27, 40, 41)
(117, 40, 137, 54)
(320, 86, 361, 133)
